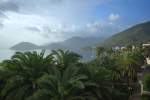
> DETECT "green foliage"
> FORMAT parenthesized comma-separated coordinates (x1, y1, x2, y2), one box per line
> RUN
(96, 46, 105, 57)
(143, 46, 150, 57)
(141, 74, 150, 100)
(51, 49, 81, 71)
(143, 74, 150, 91)
(0, 50, 53, 100)
(30, 66, 87, 100)
(0, 47, 145, 100)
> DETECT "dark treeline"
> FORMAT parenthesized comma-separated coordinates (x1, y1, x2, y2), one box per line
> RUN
(0, 45, 150, 100)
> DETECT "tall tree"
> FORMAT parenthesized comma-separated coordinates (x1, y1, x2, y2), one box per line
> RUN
(0, 50, 54, 100)
(96, 46, 105, 57)
(27, 66, 87, 100)
(116, 51, 144, 88)
(52, 49, 81, 71)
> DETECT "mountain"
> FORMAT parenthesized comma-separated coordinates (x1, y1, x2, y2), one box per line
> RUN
(11, 42, 40, 51)
(43, 36, 105, 51)
(11, 36, 105, 61)
(42, 36, 105, 61)
(101, 21, 150, 47)
(11, 36, 105, 51)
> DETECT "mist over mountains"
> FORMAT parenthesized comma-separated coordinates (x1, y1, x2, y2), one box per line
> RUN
(11, 21, 150, 50)
(10, 21, 150, 60)
(11, 36, 105, 51)
(11, 36, 105, 60)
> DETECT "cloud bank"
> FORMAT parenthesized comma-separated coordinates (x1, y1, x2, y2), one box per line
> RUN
(0, 0, 126, 48)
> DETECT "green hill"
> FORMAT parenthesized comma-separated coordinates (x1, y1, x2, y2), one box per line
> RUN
(101, 21, 150, 47)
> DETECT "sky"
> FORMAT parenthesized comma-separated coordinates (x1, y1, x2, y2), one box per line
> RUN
(0, 0, 150, 48)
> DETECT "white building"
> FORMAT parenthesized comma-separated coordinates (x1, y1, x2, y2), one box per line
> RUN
(146, 58, 150, 65)
(143, 43, 150, 48)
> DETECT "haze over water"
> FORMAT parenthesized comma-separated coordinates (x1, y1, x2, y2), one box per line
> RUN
(0, 49, 14, 62)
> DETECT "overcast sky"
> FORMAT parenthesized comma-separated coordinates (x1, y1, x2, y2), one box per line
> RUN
(0, 0, 150, 48)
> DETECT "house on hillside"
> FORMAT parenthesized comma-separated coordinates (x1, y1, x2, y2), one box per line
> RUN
(113, 46, 120, 50)
(146, 58, 150, 65)
(112, 45, 136, 51)
(143, 43, 150, 48)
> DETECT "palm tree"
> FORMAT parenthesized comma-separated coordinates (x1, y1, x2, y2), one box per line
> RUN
(96, 46, 105, 57)
(116, 51, 144, 88)
(125, 44, 133, 51)
(79, 63, 114, 100)
(0, 66, 6, 100)
(143, 46, 150, 57)
(26, 49, 118, 100)
(27, 65, 87, 100)
(51, 49, 81, 71)
(0, 49, 137, 100)
(0, 50, 54, 100)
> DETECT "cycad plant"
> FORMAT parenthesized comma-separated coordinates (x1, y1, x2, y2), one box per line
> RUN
(52, 49, 81, 71)
(0, 50, 54, 100)
(27, 65, 87, 100)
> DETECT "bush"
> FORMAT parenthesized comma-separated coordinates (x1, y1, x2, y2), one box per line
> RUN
(141, 74, 150, 100)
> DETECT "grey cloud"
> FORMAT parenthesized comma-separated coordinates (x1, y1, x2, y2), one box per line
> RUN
(85, 22, 122, 37)
(41, 26, 85, 40)
(42, 26, 54, 38)
(0, 1, 19, 20)
(0, 11, 8, 18)
(0, 23, 3, 28)
(26, 26, 41, 32)
(0, 1, 19, 12)
(25, 26, 55, 39)
(0, 12, 5, 28)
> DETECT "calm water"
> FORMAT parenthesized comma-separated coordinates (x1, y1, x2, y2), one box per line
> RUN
(0, 49, 52, 62)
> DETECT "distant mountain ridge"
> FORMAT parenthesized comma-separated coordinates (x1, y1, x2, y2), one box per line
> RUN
(101, 21, 150, 47)
(11, 21, 150, 50)
(11, 36, 105, 51)
(42, 36, 104, 51)
(10, 36, 105, 60)
(11, 42, 40, 51)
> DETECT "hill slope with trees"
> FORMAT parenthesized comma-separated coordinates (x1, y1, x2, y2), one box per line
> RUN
(101, 21, 150, 47)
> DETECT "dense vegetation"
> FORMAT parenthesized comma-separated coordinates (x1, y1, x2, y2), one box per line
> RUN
(101, 21, 150, 47)
(0, 45, 149, 100)
(141, 72, 150, 100)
